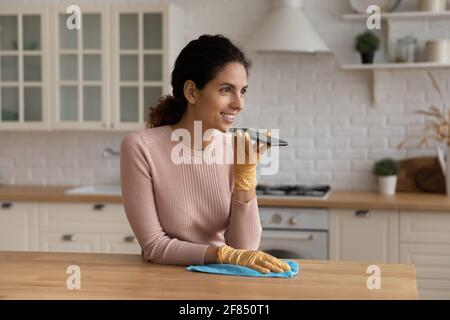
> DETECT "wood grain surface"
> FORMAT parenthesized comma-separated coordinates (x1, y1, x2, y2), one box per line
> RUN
(397, 157, 445, 194)
(0, 251, 418, 300)
(1, 186, 450, 212)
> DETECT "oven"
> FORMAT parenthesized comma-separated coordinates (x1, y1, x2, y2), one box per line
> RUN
(258, 206, 329, 260)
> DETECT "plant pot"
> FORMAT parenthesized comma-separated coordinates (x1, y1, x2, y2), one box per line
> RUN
(360, 52, 375, 64)
(377, 175, 397, 195)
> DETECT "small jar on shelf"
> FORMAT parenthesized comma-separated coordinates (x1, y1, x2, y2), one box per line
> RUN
(396, 35, 419, 63)
(418, 0, 447, 12)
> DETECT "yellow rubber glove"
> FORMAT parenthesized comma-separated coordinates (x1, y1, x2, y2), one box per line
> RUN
(217, 244, 291, 274)
(232, 129, 271, 191)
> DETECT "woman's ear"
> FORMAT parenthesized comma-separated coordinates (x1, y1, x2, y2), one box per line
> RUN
(183, 80, 197, 104)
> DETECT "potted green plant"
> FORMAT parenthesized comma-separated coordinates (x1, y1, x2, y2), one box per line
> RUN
(373, 158, 399, 195)
(354, 31, 380, 64)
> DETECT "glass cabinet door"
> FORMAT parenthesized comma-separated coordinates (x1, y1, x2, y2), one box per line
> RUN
(0, 12, 47, 129)
(113, 8, 164, 130)
(55, 10, 106, 129)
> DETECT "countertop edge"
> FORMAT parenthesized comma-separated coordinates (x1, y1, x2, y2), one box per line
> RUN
(0, 186, 449, 212)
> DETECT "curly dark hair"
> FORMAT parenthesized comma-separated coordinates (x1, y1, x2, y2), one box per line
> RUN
(145, 34, 251, 128)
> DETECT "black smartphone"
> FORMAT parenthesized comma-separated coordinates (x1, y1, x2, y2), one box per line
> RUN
(228, 128, 288, 146)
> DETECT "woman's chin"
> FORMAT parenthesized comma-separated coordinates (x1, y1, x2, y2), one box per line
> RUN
(217, 123, 232, 133)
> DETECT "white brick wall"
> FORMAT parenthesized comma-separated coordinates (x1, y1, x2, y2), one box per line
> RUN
(1, 0, 450, 192)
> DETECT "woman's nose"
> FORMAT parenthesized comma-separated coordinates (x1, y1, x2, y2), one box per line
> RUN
(231, 93, 244, 110)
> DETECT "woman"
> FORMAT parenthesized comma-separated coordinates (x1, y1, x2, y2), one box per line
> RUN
(120, 34, 290, 274)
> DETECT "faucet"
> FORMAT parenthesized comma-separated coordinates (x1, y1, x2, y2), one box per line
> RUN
(102, 147, 120, 159)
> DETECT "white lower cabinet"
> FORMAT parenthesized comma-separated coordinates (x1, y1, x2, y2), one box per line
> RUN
(329, 209, 399, 263)
(400, 211, 450, 300)
(102, 233, 141, 254)
(0, 201, 139, 254)
(39, 202, 132, 233)
(39, 232, 102, 253)
(0, 201, 39, 251)
(38, 202, 138, 254)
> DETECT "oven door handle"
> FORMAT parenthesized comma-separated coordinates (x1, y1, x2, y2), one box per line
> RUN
(262, 232, 315, 241)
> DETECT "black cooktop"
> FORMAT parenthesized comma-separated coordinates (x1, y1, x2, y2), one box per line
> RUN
(256, 184, 331, 197)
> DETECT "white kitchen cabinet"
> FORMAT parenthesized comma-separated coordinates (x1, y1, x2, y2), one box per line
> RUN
(101, 233, 141, 254)
(401, 243, 450, 300)
(400, 211, 450, 244)
(0, 201, 38, 251)
(51, 5, 110, 130)
(39, 232, 101, 253)
(110, 4, 184, 130)
(39, 202, 132, 233)
(1, 3, 184, 131)
(400, 211, 450, 300)
(37, 202, 136, 254)
(0, 7, 50, 130)
(329, 208, 399, 263)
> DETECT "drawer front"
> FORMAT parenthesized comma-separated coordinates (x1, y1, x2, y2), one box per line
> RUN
(40, 232, 101, 253)
(40, 203, 132, 233)
(416, 278, 450, 300)
(400, 243, 450, 279)
(401, 211, 450, 244)
(260, 230, 328, 260)
(102, 233, 141, 254)
(259, 207, 328, 230)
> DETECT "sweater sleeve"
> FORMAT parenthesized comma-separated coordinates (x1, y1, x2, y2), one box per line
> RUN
(120, 132, 209, 266)
(224, 194, 262, 250)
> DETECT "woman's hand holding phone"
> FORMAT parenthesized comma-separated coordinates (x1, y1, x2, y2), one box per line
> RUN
(232, 129, 271, 191)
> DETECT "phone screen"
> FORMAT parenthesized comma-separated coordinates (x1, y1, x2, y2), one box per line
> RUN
(228, 128, 288, 146)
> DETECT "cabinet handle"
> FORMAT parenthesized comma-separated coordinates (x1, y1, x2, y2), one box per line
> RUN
(1, 202, 13, 209)
(93, 203, 105, 210)
(298, 234, 314, 241)
(62, 234, 75, 241)
(124, 236, 137, 243)
(354, 210, 370, 217)
(110, 123, 115, 129)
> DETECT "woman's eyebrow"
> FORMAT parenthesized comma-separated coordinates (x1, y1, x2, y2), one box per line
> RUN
(219, 83, 248, 89)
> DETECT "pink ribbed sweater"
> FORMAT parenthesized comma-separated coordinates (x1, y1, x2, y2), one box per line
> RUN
(120, 125, 262, 266)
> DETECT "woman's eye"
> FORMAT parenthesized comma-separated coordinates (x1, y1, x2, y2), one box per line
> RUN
(220, 88, 230, 93)
(241, 89, 247, 95)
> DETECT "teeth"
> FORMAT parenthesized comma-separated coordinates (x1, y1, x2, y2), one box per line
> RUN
(220, 112, 236, 121)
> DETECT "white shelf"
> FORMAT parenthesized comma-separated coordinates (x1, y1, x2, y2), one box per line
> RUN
(341, 10, 450, 107)
(342, 11, 450, 20)
(341, 62, 450, 107)
(341, 62, 450, 70)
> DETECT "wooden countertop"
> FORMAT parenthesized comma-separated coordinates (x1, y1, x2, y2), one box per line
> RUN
(0, 185, 449, 212)
(0, 251, 417, 300)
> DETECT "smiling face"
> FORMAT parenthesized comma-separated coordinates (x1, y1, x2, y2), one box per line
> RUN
(187, 62, 248, 133)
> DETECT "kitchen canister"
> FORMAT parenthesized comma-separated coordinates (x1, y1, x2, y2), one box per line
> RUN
(425, 40, 450, 63)
(418, 0, 447, 11)
(396, 35, 418, 62)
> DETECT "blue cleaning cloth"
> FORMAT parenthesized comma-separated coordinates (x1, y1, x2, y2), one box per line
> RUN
(186, 260, 299, 278)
